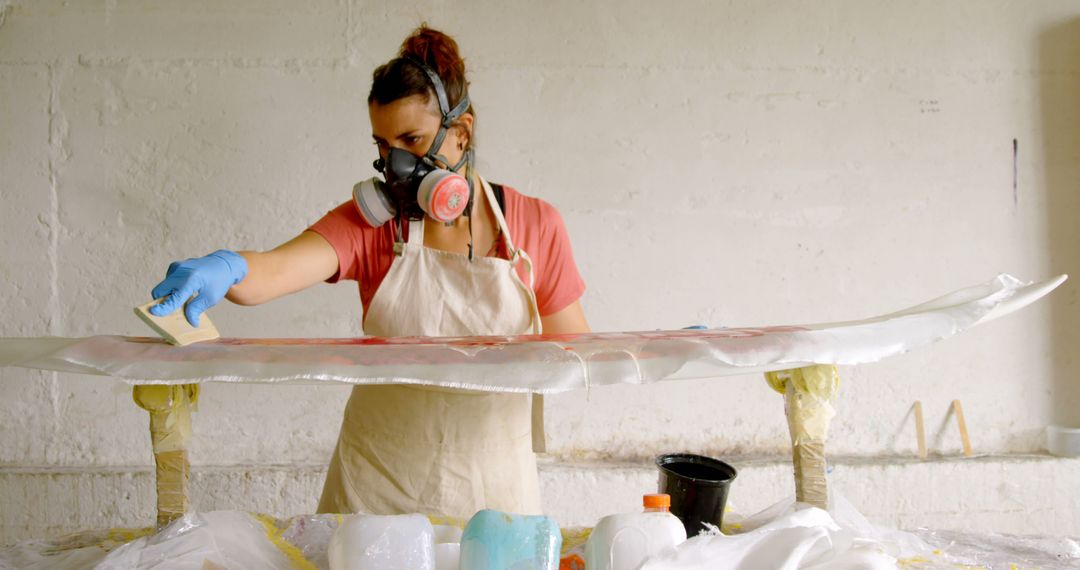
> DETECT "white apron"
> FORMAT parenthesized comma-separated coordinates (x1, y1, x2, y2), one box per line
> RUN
(317, 178, 545, 518)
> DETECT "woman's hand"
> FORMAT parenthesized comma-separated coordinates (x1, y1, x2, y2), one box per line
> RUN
(149, 231, 340, 326)
(149, 250, 248, 326)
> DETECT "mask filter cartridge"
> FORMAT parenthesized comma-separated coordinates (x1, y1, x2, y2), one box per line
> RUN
(353, 178, 396, 228)
(353, 169, 471, 228)
(417, 170, 470, 223)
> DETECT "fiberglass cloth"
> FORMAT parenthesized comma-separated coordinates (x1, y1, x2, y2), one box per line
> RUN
(0, 274, 1065, 393)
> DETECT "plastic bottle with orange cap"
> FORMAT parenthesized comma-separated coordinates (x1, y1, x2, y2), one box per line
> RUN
(584, 493, 688, 570)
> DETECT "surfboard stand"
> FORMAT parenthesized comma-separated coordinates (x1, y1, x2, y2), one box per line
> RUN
(771, 365, 839, 510)
(132, 385, 199, 528)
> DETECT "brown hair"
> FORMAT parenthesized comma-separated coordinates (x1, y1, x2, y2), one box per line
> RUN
(369, 25, 474, 122)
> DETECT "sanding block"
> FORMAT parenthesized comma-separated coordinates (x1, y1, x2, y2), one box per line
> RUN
(134, 299, 220, 346)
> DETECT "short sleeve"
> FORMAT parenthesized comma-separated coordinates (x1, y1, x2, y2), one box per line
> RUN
(532, 201, 586, 316)
(307, 201, 364, 283)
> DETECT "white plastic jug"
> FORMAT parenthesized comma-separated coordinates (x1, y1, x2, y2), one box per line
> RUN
(435, 543, 461, 570)
(585, 494, 687, 570)
(328, 513, 436, 570)
(433, 524, 464, 544)
(433, 524, 463, 570)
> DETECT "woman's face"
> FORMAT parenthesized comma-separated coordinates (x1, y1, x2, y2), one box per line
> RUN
(369, 94, 472, 169)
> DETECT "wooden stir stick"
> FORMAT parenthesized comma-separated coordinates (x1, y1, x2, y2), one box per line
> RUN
(952, 399, 973, 457)
(913, 401, 927, 459)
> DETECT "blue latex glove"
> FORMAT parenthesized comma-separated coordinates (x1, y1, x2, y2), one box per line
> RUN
(149, 250, 248, 327)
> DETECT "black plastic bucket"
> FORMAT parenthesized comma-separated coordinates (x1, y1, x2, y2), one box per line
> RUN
(656, 453, 738, 536)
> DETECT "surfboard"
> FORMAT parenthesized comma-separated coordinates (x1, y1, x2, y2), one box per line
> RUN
(0, 274, 1066, 393)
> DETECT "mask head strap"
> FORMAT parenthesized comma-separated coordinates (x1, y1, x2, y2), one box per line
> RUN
(400, 56, 471, 171)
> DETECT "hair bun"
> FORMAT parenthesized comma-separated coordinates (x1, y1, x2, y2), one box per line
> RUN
(399, 24, 466, 83)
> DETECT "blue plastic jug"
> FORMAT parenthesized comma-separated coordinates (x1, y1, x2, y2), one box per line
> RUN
(459, 510, 562, 570)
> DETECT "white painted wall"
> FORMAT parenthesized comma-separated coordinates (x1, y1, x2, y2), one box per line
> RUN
(2, 0, 1079, 544)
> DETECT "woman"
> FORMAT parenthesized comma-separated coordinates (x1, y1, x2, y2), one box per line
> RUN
(148, 26, 590, 518)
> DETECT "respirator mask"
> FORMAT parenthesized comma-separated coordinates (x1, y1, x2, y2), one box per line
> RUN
(354, 57, 474, 227)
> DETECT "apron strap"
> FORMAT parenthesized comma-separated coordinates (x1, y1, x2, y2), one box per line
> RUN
(515, 249, 537, 292)
(481, 177, 537, 292)
(407, 218, 424, 246)
(480, 178, 547, 453)
(532, 395, 546, 453)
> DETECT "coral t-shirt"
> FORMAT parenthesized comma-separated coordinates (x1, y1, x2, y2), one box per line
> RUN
(308, 185, 586, 321)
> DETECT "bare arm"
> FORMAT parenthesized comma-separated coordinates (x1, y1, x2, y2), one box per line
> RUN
(540, 300, 591, 334)
(226, 230, 340, 306)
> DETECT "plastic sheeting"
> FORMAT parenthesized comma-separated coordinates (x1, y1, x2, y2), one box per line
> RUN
(95, 511, 301, 569)
(0, 274, 1065, 393)
(4, 495, 1077, 569)
(639, 507, 900, 569)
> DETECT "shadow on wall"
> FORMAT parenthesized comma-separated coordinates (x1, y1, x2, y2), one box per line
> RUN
(1041, 18, 1080, 428)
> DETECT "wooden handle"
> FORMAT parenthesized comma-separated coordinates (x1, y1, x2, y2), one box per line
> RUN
(952, 399, 973, 457)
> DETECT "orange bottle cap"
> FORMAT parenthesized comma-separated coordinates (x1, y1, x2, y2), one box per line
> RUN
(643, 494, 670, 509)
